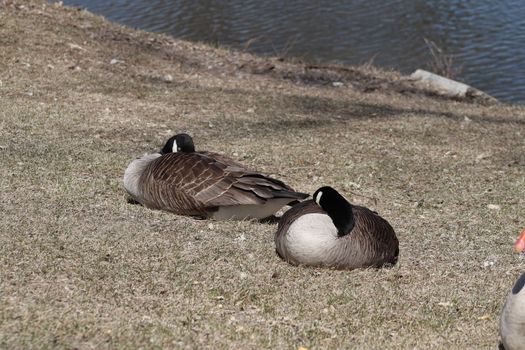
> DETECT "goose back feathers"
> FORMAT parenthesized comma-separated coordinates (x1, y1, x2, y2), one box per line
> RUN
(123, 134, 308, 219)
(275, 186, 398, 269)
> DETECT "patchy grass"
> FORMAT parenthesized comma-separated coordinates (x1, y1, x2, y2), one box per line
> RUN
(1, 1, 525, 349)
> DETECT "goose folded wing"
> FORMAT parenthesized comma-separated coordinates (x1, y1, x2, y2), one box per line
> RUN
(199, 151, 247, 168)
(352, 206, 399, 257)
(147, 152, 305, 209)
(149, 152, 267, 207)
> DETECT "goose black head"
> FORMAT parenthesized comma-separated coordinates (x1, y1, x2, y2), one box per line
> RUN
(313, 186, 355, 236)
(161, 133, 195, 154)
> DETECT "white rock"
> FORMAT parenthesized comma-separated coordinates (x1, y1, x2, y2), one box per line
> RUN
(68, 43, 85, 51)
(483, 260, 495, 268)
(438, 301, 452, 307)
(410, 69, 497, 102)
(487, 204, 501, 210)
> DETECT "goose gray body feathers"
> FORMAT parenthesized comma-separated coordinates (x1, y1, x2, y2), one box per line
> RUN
(500, 271, 525, 350)
(500, 227, 525, 350)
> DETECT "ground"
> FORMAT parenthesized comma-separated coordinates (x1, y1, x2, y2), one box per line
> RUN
(1, 1, 525, 349)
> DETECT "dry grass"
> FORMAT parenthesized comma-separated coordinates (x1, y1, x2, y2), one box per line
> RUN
(424, 38, 460, 80)
(1, 1, 525, 349)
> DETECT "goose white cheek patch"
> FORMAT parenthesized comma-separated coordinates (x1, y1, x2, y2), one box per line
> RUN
(172, 140, 178, 153)
(315, 191, 323, 205)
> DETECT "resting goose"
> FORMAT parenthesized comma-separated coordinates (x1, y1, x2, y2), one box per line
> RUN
(275, 186, 399, 269)
(499, 227, 525, 350)
(123, 133, 308, 220)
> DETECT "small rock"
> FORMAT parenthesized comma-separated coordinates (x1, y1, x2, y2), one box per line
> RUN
(482, 260, 495, 268)
(207, 223, 214, 230)
(413, 199, 424, 208)
(332, 81, 344, 87)
(487, 204, 501, 210)
(476, 153, 491, 162)
(163, 74, 173, 83)
(110, 58, 123, 65)
(67, 43, 85, 51)
(239, 272, 248, 279)
(345, 181, 361, 189)
(438, 301, 452, 307)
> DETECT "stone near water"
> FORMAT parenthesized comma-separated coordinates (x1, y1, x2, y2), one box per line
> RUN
(410, 69, 497, 103)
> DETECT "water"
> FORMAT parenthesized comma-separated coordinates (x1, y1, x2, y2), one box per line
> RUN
(63, 0, 525, 104)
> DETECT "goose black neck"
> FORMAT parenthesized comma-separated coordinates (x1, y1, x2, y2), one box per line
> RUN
(315, 187, 356, 237)
(328, 201, 355, 237)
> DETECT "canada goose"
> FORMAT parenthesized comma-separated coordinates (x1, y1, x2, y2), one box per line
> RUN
(123, 133, 308, 220)
(275, 186, 399, 269)
(499, 228, 525, 350)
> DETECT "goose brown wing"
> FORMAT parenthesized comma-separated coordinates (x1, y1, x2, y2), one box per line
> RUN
(201, 151, 299, 192)
(199, 151, 246, 168)
(142, 152, 307, 211)
(195, 161, 309, 207)
(351, 206, 399, 263)
(137, 153, 207, 214)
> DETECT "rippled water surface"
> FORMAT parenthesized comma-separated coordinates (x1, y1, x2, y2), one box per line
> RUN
(64, 0, 525, 104)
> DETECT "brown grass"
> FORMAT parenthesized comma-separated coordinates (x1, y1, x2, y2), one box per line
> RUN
(1, 1, 525, 349)
(424, 38, 460, 80)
